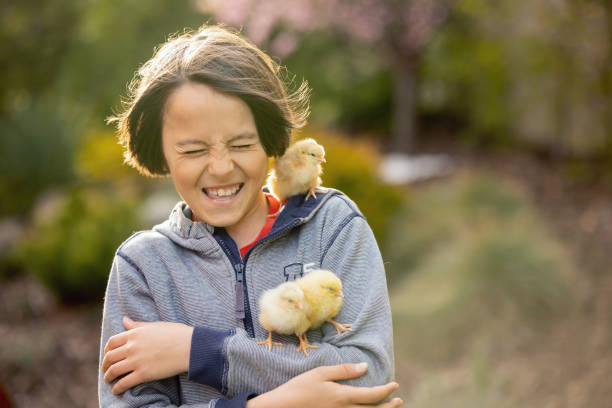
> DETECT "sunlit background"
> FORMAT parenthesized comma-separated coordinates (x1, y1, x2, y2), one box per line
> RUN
(1, 0, 611, 406)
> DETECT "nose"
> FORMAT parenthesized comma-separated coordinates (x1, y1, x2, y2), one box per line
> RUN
(207, 148, 234, 177)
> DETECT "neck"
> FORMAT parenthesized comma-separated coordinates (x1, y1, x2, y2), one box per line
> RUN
(225, 191, 268, 248)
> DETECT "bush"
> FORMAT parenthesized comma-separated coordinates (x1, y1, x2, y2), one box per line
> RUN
(16, 188, 142, 303)
(388, 173, 572, 362)
(0, 103, 77, 217)
(294, 128, 405, 244)
(385, 174, 526, 282)
(75, 129, 138, 183)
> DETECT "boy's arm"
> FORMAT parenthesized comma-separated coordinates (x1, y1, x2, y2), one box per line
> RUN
(191, 215, 394, 396)
(99, 254, 230, 407)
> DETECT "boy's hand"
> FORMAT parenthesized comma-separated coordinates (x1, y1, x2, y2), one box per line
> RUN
(101, 317, 193, 395)
(247, 363, 402, 408)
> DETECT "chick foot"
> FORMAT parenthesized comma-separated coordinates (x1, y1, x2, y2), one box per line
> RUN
(305, 188, 326, 201)
(257, 331, 283, 351)
(328, 319, 352, 334)
(296, 333, 318, 357)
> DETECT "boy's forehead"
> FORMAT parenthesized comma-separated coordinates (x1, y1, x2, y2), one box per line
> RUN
(162, 82, 256, 138)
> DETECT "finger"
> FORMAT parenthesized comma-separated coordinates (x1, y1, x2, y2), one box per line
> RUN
(112, 371, 146, 395)
(122, 316, 149, 329)
(104, 359, 134, 383)
(344, 381, 399, 405)
(350, 397, 403, 408)
(314, 362, 369, 381)
(122, 316, 135, 329)
(101, 346, 128, 372)
(104, 332, 128, 354)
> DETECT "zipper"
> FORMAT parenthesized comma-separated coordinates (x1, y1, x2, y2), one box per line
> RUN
(214, 218, 305, 338)
(234, 263, 245, 320)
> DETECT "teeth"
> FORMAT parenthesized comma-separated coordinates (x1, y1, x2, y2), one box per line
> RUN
(206, 184, 241, 197)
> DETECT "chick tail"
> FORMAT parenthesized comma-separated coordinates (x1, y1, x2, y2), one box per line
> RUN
(327, 319, 352, 334)
(256, 331, 283, 351)
(296, 333, 318, 357)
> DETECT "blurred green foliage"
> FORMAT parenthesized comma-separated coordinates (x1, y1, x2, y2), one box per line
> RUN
(15, 189, 142, 303)
(55, 0, 205, 120)
(76, 129, 138, 183)
(282, 32, 392, 134)
(419, 0, 612, 155)
(0, 0, 84, 114)
(297, 128, 404, 243)
(0, 0, 205, 219)
(0, 103, 77, 217)
(388, 174, 572, 363)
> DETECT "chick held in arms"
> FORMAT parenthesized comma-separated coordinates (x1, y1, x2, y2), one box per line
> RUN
(256, 269, 352, 357)
(296, 269, 352, 337)
(267, 138, 326, 202)
(256, 281, 315, 355)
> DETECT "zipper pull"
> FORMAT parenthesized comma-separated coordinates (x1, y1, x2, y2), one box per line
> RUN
(234, 264, 245, 320)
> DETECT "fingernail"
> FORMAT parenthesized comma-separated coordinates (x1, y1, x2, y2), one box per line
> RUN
(392, 397, 403, 405)
(355, 362, 368, 371)
(390, 381, 399, 389)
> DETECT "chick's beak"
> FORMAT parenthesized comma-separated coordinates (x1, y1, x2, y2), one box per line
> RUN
(296, 302, 303, 310)
(335, 290, 344, 298)
(319, 157, 326, 163)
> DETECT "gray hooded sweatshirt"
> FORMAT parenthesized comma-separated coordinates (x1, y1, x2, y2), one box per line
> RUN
(99, 188, 394, 407)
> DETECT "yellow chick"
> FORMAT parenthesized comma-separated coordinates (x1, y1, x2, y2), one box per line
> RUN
(267, 138, 326, 202)
(256, 281, 314, 356)
(295, 269, 352, 350)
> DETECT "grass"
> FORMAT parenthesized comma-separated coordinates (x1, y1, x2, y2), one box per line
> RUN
(386, 171, 574, 405)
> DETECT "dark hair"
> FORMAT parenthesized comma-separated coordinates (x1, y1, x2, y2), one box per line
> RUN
(108, 25, 310, 177)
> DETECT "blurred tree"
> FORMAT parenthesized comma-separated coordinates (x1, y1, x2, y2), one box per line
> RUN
(420, 0, 612, 157)
(0, 0, 84, 116)
(197, 0, 455, 153)
(0, 0, 205, 217)
(0, 103, 76, 217)
(55, 0, 205, 124)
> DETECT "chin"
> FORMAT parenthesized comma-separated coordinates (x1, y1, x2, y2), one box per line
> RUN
(194, 210, 239, 228)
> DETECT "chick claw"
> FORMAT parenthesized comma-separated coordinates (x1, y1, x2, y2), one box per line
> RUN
(296, 333, 318, 357)
(257, 331, 283, 351)
(305, 188, 325, 201)
(328, 319, 352, 334)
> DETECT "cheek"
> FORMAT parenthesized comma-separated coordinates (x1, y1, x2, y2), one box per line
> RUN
(169, 160, 203, 190)
(242, 152, 269, 184)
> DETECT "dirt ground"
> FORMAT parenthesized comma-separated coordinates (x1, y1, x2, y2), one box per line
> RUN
(1, 150, 611, 407)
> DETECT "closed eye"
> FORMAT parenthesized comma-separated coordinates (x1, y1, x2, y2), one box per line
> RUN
(232, 144, 254, 150)
(184, 149, 208, 155)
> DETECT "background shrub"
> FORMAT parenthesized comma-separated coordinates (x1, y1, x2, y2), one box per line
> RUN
(16, 188, 142, 303)
(0, 103, 77, 217)
(388, 173, 572, 362)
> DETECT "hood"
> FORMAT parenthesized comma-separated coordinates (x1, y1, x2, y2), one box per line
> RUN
(152, 187, 342, 252)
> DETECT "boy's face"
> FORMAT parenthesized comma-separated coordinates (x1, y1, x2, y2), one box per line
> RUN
(162, 82, 269, 234)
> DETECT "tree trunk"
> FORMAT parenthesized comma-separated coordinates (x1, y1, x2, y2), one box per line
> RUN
(390, 63, 418, 154)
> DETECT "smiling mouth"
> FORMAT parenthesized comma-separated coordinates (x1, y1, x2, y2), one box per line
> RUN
(203, 183, 244, 200)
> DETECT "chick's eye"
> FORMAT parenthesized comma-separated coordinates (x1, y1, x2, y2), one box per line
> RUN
(310, 153, 317, 157)
(328, 287, 335, 292)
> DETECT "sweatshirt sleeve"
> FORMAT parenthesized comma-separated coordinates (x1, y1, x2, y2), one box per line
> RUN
(189, 215, 395, 397)
(99, 253, 213, 408)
